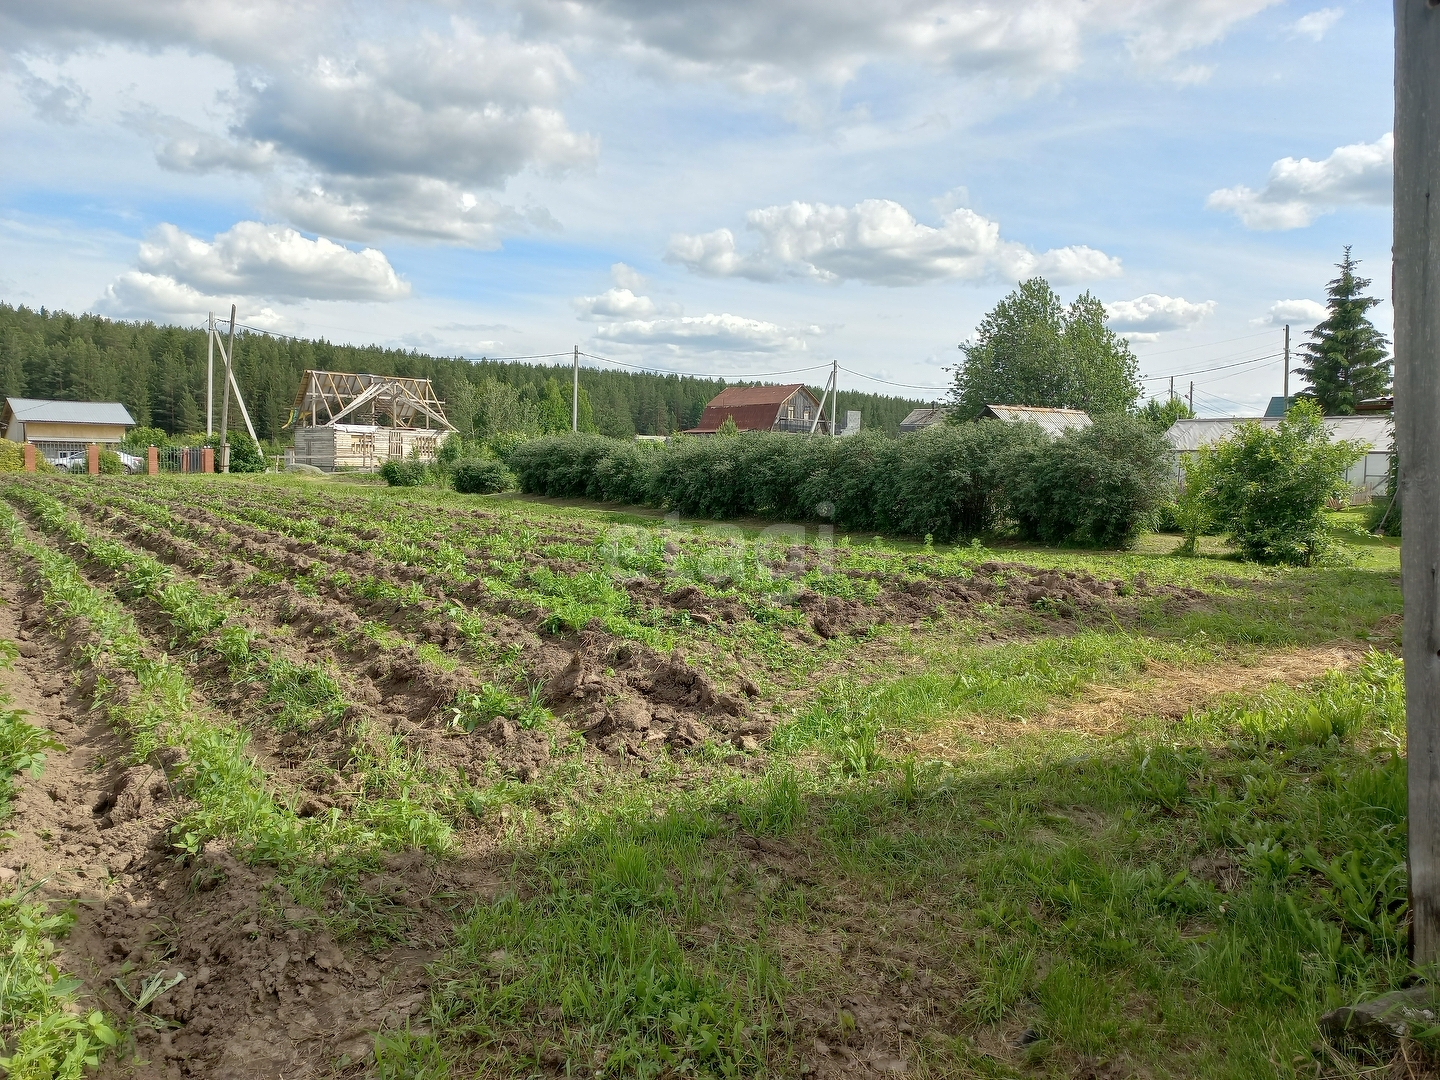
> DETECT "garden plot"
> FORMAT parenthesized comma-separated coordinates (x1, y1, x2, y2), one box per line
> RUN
(0, 473, 1413, 1079)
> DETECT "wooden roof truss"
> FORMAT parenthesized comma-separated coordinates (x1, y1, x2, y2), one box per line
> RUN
(288, 370, 456, 431)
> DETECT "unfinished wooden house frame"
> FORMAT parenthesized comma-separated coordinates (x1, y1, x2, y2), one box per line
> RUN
(287, 370, 456, 471)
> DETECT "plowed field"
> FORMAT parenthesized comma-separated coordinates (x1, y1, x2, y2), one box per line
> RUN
(0, 474, 1411, 1079)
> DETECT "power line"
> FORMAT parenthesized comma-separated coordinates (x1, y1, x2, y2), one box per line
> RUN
(1132, 328, 1278, 357)
(580, 350, 829, 380)
(1139, 351, 1283, 382)
(836, 364, 950, 391)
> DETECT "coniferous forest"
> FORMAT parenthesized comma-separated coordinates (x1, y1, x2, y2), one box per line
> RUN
(0, 305, 929, 444)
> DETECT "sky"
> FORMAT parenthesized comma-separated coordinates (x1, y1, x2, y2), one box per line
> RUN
(0, 0, 1394, 415)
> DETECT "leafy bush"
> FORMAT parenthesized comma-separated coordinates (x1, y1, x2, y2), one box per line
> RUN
(1180, 400, 1362, 564)
(0, 443, 24, 474)
(509, 419, 1170, 547)
(380, 458, 430, 487)
(205, 431, 266, 473)
(120, 425, 170, 452)
(451, 457, 513, 495)
(98, 449, 125, 475)
(1007, 414, 1175, 547)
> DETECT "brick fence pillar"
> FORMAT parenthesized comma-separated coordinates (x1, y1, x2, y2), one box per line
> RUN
(147, 445, 159, 476)
(22, 443, 35, 473)
(87, 444, 99, 476)
(201, 447, 215, 474)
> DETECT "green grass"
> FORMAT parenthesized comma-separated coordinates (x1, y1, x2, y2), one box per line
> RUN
(3, 474, 1418, 1077)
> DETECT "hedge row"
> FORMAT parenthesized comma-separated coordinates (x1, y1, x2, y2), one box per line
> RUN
(506, 417, 1173, 547)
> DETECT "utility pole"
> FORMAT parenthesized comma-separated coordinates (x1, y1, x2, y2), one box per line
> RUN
(1395, 0, 1440, 965)
(206, 312, 214, 437)
(831, 357, 838, 438)
(572, 345, 579, 432)
(1188, 381, 1194, 414)
(1169, 375, 1175, 402)
(220, 304, 235, 473)
(1283, 324, 1290, 410)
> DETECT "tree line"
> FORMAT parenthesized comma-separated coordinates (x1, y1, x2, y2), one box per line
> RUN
(0, 304, 926, 444)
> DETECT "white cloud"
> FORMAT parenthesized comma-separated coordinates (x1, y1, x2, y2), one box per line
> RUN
(1206, 132, 1392, 230)
(574, 287, 659, 320)
(1290, 7, 1343, 41)
(19, 70, 89, 123)
(610, 262, 647, 291)
(593, 313, 819, 353)
(274, 178, 537, 248)
(240, 29, 596, 190)
(96, 271, 284, 328)
(520, 0, 1279, 91)
(1106, 294, 1216, 335)
(1252, 299, 1327, 326)
(145, 117, 276, 173)
(133, 221, 409, 302)
(667, 199, 1121, 287)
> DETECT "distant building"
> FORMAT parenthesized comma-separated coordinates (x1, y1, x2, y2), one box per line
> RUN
(1166, 414, 1393, 497)
(287, 370, 456, 470)
(899, 406, 950, 433)
(978, 405, 1092, 437)
(1263, 396, 1295, 417)
(1, 397, 136, 462)
(685, 384, 831, 435)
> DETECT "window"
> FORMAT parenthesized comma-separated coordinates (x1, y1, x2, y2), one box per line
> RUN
(787, 405, 795, 419)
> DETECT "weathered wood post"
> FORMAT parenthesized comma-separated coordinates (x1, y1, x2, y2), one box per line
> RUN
(1396, 0, 1440, 965)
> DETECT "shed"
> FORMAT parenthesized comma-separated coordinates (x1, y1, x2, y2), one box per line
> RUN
(978, 405, 1093, 436)
(685, 384, 830, 435)
(2, 397, 135, 461)
(1165, 415, 1393, 497)
(899, 406, 951, 433)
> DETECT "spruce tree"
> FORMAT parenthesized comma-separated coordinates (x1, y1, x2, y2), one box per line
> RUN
(1295, 248, 1391, 414)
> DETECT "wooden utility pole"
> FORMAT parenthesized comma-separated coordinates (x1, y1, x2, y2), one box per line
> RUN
(572, 345, 579, 432)
(1188, 381, 1194, 414)
(220, 304, 235, 473)
(206, 311, 215, 437)
(1283, 324, 1290, 409)
(1396, 0, 1440, 965)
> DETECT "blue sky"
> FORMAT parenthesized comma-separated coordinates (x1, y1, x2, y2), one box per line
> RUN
(0, 0, 1393, 414)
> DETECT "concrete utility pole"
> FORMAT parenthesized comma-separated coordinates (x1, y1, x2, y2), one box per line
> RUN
(1283, 324, 1290, 409)
(206, 311, 214, 437)
(1170, 375, 1175, 402)
(1396, 0, 1440, 965)
(572, 345, 579, 432)
(831, 357, 838, 438)
(1188, 381, 1194, 414)
(220, 304, 235, 473)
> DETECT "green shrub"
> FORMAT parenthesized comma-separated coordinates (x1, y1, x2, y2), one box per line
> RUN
(1180, 400, 1363, 564)
(206, 431, 266, 473)
(508, 420, 1169, 546)
(0, 443, 23, 474)
(380, 459, 430, 487)
(451, 457, 513, 495)
(120, 425, 170, 452)
(1008, 414, 1174, 548)
(98, 449, 125, 475)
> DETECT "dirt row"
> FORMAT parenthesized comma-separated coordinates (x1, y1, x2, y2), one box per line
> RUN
(0, 527, 457, 1079)
(51, 489, 771, 770)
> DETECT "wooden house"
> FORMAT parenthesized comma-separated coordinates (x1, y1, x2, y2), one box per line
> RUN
(684, 384, 830, 435)
(2, 397, 135, 461)
(287, 370, 455, 470)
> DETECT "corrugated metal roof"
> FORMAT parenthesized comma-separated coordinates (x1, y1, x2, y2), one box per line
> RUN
(4, 397, 136, 426)
(1165, 415, 1394, 452)
(980, 405, 1092, 437)
(899, 407, 950, 431)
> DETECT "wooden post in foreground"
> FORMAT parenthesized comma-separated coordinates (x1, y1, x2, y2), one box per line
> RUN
(1396, 0, 1440, 966)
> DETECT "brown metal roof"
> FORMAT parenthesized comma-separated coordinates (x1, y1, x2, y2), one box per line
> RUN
(685, 384, 816, 433)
